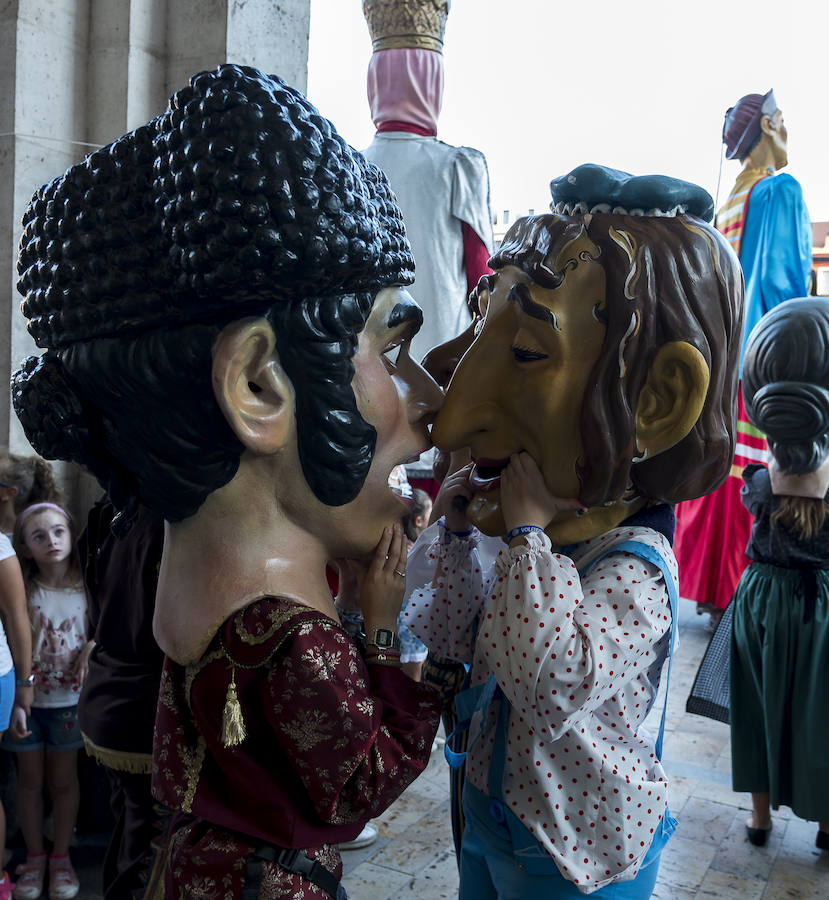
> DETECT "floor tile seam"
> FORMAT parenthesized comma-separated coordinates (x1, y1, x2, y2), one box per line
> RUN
(350, 859, 422, 878)
(662, 757, 734, 787)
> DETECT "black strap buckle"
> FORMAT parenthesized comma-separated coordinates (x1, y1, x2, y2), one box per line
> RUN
(250, 845, 341, 899)
(275, 848, 316, 881)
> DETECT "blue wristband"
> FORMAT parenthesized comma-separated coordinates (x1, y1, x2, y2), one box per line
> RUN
(437, 519, 474, 539)
(506, 525, 544, 542)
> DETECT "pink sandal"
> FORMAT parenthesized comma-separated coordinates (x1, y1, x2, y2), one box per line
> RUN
(0, 870, 14, 900)
(12, 854, 45, 900)
(47, 856, 78, 900)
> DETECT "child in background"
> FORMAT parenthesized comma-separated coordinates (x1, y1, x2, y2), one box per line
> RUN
(0, 455, 62, 536)
(398, 488, 433, 682)
(5, 504, 93, 900)
(731, 298, 829, 850)
(0, 537, 32, 899)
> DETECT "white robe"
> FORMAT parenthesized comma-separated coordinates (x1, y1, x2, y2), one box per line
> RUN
(363, 132, 493, 364)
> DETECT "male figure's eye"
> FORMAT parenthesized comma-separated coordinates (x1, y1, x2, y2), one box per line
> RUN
(511, 345, 549, 363)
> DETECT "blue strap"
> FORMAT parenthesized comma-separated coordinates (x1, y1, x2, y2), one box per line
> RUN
(579, 540, 678, 760)
(444, 674, 499, 770)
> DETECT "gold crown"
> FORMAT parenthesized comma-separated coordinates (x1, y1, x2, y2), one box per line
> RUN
(362, 0, 450, 53)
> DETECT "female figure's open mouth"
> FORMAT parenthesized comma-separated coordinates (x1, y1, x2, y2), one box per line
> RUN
(469, 457, 510, 492)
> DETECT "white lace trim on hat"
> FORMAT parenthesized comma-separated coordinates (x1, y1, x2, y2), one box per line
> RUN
(551, 201, 689, 217)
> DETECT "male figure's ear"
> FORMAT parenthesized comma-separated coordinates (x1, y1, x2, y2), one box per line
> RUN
(212, 317, 295, 454)
(635, 341, 710, 461)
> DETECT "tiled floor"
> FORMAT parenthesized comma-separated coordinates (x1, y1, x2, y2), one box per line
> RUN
(338, 598, 829, 899)
(66, 598, 829, 898)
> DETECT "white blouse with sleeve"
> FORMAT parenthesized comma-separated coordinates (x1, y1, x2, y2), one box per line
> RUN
(405, 521, 677, 894)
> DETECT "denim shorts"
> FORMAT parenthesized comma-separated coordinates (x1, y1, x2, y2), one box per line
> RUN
(2, 704, 84, 752)
(0, 668, 14, 732)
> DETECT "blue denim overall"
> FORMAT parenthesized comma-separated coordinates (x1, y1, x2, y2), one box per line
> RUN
(446, 541, 679, 899)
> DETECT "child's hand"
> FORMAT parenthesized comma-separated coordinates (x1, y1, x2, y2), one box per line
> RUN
(73, 641, 94, 686)
(14, 682, 33, 717)
(433, 463, 474, 532)
(501, 452, 585, 533)
(9, 704, 31, 739)
(359, 523, 408, 633)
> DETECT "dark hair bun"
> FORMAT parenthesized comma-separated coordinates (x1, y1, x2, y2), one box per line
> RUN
(748, 381, 829, 443)
(12, 354, 92, 463)
(743, 297, 829, 474)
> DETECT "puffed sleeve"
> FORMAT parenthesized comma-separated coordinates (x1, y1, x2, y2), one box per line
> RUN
(404, 522, 498, 665)
(480, 532, 673, 740)
(761, 175, 810, 302)
(451, 147, 493, 254)
(740, 463, 769, 517)
(265, 620, 440, 825)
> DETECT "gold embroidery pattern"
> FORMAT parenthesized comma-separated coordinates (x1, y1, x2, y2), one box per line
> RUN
(181, 735, 206, 814)
(300, 646, 342, 682)
(233, 598, 310, 646)
(280, 708, 335, 752)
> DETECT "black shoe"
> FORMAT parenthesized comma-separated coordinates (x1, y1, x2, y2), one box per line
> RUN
(746, 822, 771, 846)
(817, 830, 829, 851)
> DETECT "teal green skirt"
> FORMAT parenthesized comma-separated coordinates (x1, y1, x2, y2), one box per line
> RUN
(730, 562, 829, 820)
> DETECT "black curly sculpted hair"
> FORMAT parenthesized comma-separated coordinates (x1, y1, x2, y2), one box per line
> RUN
(13, 64, 415, 529)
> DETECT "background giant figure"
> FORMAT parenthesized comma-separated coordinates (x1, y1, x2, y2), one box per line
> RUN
(675, 90, 813, 621)
(361, 0, 493, 367)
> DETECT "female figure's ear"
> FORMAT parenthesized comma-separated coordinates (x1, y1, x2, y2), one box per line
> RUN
(212, 318, 295, 455)
(635, 341, 710, 461)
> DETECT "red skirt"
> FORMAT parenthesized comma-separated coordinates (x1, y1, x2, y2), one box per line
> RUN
(674, 389, 767, 611)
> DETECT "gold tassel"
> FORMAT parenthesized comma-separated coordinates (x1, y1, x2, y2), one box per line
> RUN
(221, 666, 246, 748)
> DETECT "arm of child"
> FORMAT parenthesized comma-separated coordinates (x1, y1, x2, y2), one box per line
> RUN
(73, 639, 95, 685)
(0, 555, 34, 717)
(8, 703, 31, 739)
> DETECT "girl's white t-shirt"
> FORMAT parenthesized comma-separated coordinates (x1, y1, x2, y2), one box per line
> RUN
(0, 534, 16, 677)
(29, 582, 87, 708)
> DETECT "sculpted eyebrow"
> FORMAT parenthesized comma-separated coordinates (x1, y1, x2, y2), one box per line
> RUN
(388, 300, 424, 334)
(507, 283, 556, 326)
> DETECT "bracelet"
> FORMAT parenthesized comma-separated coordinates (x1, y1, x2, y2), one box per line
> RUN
(364, 647, 401, 666)
(506, 525, 545, 543)
(437, 520, 474, 539)
(365, 654, 401, 667)
(15, 674, 35, 687)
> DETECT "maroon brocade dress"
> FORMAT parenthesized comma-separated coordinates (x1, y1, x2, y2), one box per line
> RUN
(152, 596, 441, 898)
